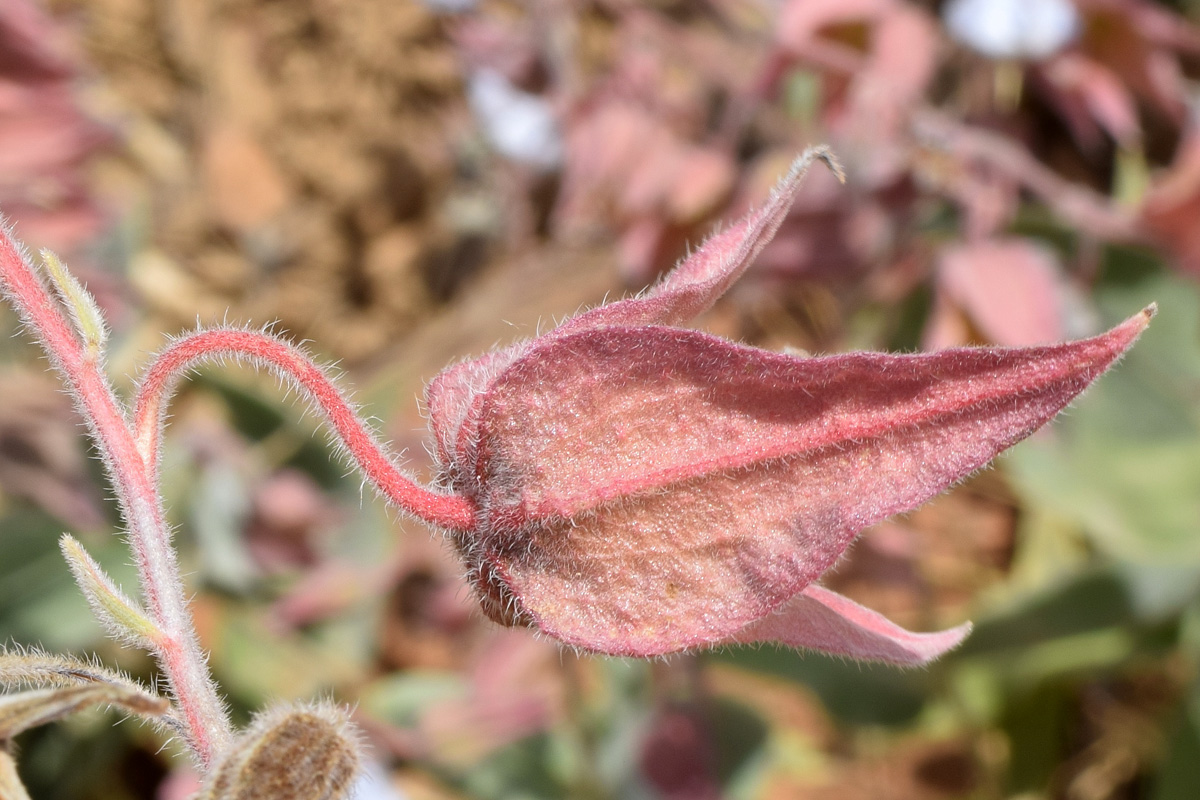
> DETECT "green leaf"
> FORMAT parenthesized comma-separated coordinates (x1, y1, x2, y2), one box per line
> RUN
(712, 647, 933, 725)
(1153, 678, 1200, 800)
(1006, 272, 1200, 566)
(60, 536, 159, 650)
(359, 672, 466, 729)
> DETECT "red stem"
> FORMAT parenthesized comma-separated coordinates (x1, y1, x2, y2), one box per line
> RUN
(134, 329, 477, 531)
(0, 225, 232, 765)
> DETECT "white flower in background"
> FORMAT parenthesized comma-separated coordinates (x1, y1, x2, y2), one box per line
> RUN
(944, 0, 1080, 60)
(468, 68, 564, 171)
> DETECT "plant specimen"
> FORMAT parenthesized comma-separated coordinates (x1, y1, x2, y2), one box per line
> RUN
(0, 148, 1150, 797)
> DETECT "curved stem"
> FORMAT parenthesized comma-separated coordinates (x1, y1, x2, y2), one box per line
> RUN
(0, 226, 232, 765)
(133, 329, 477, 531)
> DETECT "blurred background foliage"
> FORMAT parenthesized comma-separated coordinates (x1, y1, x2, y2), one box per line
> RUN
(3, 0, 1200, 797)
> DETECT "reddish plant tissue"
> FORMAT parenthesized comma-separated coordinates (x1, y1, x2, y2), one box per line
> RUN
(0, 145, 1154, 790)
(0, 148, 1150, 691)
(427, 148, 1152, 663)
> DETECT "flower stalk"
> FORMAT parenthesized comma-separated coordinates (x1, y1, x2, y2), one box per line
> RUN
(0, 219, 476, 768)
(0, 227, 232, 765)
(132, 329, 476, 531)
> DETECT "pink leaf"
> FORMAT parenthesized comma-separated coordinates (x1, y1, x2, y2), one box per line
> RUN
(1076, 0, 1197, 123)
(0, 89, 111, 177)
(617, 124, 687, 217)
(852, 7, 939, 133)
(666, 147, 737, 223)
(0, 0, 77, 81)
(935, 238, 1068, 347)
(452, 311, 1148, 656)
(1143, 133, 1200, 278)
(561, 147, 842, 334)
(733, 584, 972, 666)
(1041, 54, 1142, 148)
(424, 151, 1150, 660)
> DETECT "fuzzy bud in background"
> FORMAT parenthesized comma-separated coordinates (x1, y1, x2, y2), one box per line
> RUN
(198, 703, 361, 800)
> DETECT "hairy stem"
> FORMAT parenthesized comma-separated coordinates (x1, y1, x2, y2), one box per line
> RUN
(0, 226, 232, 765)
(134, 329, 477, 531)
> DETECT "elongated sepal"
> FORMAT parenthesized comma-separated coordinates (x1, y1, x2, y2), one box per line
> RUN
(0, 683, 169, 741)
(0, 651, 170, 800)
(60, 535, 161, 651)
(0, 647, 166, 706)
(732, 584, 971, 666)
(465, 307, 1152, 656)
(199, 702, 361, 800)
(38, 249, 108, 361)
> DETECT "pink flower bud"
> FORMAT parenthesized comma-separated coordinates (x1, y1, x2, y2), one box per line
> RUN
(425, 149, 1150, 663)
